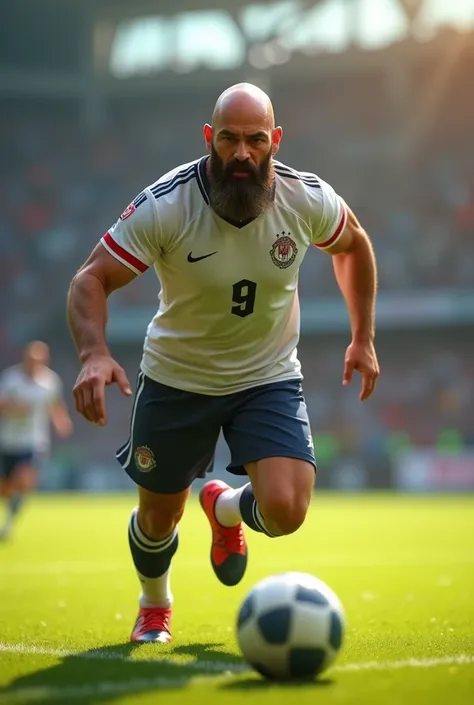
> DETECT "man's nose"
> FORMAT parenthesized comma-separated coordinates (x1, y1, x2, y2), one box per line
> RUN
(234, 141, 250, 161)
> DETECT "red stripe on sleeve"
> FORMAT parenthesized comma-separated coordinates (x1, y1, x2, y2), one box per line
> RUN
(102, 232, 148, 273)
(314, 204, 347, 249)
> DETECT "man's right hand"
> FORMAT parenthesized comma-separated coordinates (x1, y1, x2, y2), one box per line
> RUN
(73, 355, 132, 425)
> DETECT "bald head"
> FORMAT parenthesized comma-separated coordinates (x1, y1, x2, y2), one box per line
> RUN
(204, 83, 282, 222)
(212, 83, 275, 130)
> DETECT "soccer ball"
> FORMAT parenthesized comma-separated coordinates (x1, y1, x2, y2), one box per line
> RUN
(236, 572, 345, 680)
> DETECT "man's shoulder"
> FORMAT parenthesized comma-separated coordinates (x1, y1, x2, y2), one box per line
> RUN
(145, 158, 204, 203)
(0, 365, 22, 383)
(139, 158, 209, 235)
(274, 160, 322, 189)
(274, 160, 326, 218)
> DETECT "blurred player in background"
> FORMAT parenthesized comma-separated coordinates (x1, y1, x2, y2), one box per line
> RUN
(0, 341, 73, 540)
(68, 83, 379, 643)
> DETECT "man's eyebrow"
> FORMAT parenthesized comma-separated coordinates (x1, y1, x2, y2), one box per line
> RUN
(217, 129, 269, 139)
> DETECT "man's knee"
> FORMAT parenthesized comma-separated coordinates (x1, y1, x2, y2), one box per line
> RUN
(259, 491, 310, 536)
(247, 458, 314, 536)
(138, 503, 185, 540)
(138, 487, 189, 540)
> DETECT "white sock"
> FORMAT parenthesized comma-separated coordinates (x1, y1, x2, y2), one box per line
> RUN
(138, 567, 173, 609)
(215, 485, 247, 527)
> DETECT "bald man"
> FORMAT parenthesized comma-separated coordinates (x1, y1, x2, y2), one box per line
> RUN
(68, 83, 379, 643)
(0, 341, 72, 539)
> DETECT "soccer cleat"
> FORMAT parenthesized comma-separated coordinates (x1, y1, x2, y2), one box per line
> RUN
(130, 606, 172, 643)
(199, 480, 248, 587)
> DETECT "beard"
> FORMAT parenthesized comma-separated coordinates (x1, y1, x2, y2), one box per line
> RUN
(208, 145, 274, 222)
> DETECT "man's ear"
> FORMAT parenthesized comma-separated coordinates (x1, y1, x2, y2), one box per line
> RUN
(271, 126, 283, 155)
(203, 124, 213, 152)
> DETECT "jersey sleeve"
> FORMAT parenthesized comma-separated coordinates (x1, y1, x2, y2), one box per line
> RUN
(100, 191, 159, 275)
(311, 179, 347, 250)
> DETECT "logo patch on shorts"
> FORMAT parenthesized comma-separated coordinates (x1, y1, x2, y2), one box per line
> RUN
(134, 446, 156, 472)
(120, 203, 136, 220)
(270, 232, 298, 269)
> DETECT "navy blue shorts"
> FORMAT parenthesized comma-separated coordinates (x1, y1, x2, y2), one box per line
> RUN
(0, 451, 35, 480)
(116, 372, 316, 494)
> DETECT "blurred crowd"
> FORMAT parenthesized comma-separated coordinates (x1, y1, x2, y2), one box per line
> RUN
(1, 43, 474, 337)
(1, 36, 473, 483)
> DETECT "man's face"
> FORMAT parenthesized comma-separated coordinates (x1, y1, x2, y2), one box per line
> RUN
(204, 113, 282, 222)
(209, 140, 273, 222)
(23, 343, 49, 376)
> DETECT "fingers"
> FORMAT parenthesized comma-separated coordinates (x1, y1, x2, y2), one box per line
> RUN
(112, 365, 132, 397)
(343, 360, 354, 386)
(359, 370, 378, 401)
(73, 384, 91, 422)
(342, 357, 379, 401)
(73, 358, 133, 426)
(73, 378, 106, 425)
(92, 381, 107, 425)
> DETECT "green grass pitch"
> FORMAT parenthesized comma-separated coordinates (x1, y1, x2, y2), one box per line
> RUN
(0, 493, 473, 704)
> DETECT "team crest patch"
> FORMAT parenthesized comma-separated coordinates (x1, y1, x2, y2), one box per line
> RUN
(135, 446, 156, 472)
(270, 232, 298, 269)
(120, 203, 136, 220)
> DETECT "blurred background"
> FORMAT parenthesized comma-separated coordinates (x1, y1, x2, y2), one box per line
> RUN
(1, 0, 473, 493)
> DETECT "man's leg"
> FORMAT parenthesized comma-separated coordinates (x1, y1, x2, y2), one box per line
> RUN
(0, 473, 12, 539)
(129, 486, 189, 643)
(0, 455, 36, 540)
(0, 488, 22, 540)
(200, 380, 315, 583)
(199, 458, 312, 586)
(215, 457, 314, 536)
(117, 372, 221, 641)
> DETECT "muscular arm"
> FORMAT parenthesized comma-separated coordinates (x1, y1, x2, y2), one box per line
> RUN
(68, 245, 136, 424)
(322, 206, 379, 399)
(67, 244, 136, 362)
(325, 207, 377, 343)
(69, 194, 157, 424)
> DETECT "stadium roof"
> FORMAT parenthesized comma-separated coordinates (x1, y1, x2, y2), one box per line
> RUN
(94, 0, 324, 16)
(3, 0, 325, 21)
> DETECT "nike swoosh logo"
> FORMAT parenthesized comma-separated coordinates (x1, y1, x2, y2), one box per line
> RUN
(187, 251, 218, 263)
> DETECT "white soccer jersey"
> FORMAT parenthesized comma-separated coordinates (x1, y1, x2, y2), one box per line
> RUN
(101, 157, 347, 395)
(0, 365, 62, 452)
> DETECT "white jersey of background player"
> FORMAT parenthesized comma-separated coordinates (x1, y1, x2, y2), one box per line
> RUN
(0, 362, 62, 455)
(101, 158, 346, 394)
(0, 341, 72, 540)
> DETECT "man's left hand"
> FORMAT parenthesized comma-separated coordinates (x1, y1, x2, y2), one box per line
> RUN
(343, 340, 380, 401)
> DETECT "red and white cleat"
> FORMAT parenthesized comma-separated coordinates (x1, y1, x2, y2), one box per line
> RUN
(199, 480, 248, 587)
(130, 606, 172, 643)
